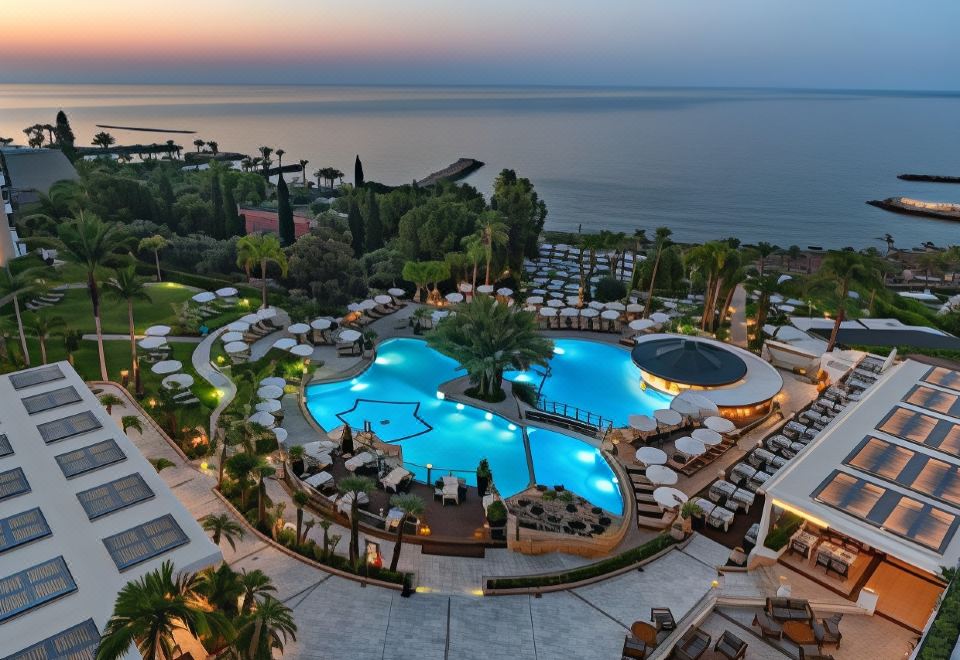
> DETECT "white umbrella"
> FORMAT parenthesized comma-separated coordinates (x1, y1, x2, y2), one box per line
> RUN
(458, 283, 473, 293)
(601, 310, 620, 320)
(347, 302, 361, 312)
(162, 373, 194, 389)
(628, 414, 657, 432)
(780, 304, 796, 313)
(339, 329, 362, 343)
(224, 341, 249, 354)
(260, 376, 286, 388)
(705, 416, 736, 434)
(374, 294, 392, 305)
(273, 427, 288, 443)
(151, 360, 182, 375)
(358, 299, 377, 310)
(676, 392, 719, 417)
(497, 287, 513, 297)
(311, 318, 332, 330)
(290, 344, 314, 357)
(257, 307, 277, 320)
(256, 399, 282, 413)
(191, 291, 216, 303)
(526, 296, 544, 305)
(257, 384, 284, 399)
(654, 408, 683, 427)
(565, 295, 580, 306)
(145, 325, 171, 337)
(770, 294, 784, 304)
(626, 303, 644, 314)
(692, 428, 723, 446)
(646, 465, 678, 485)
(226, 321, 250, 332)
(546, 299, 564, 308)
(248, 411, 276, 428)
(539, 307, 557, 317)
(388, 287, 406, 297)
(215, 287, 238, 298)
(560, 307, 580, 317)
(650, 312, 670, 324)
(221, 331, 245, 343)
(670, 397, 701, 417)
(476, 284, 494, 294)
(273, 337, 297, 351)
(445, 292, 464, 303)
(305, 471, 333, 488)
(653, 487, 688, 509)
(604, 301, 626, 311)
(431, 311, 449, 323)
(138, 336, 167, 350)
(241, 313, 260, 324)
(581, 308, 599, 318)
(288, 323, 311, 334)
(635, 446, 667, 466)
(629, 319, 655, 331)
(674, 436, 706, 456)
(588, 301, 605, 310)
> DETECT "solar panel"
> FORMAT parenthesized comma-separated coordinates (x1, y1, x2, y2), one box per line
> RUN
(0, 508, 51, 554)
(0, 557, 77, 624)
(37, 411, 102, 444)
(847, 436, 960, 508)
(0, 468, 30, 502)
(77, 473, 154, 520)
(813, 470, 960, 553)
(21, 386, 82, 415)
(103, 514, 189, 571)
(877, 407, 960, 458)
(923, 366, 960, 393)
(8, 365, 65, 391)
(903, 385, 960, 418)
(0, 435, 11, 458)
(3, 619, 100, 660)
(55, 439, 125, 479)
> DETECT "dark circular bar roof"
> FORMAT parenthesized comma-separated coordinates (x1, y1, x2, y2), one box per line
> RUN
(631, 336, 748, 386)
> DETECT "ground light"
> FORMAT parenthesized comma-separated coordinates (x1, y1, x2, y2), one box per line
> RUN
(508, 423, 516, 431)
(553, 346, 566, 355)
(484, 412, 493, 421)
(436, 391, 445, 400)
(456, 403, 465, 411)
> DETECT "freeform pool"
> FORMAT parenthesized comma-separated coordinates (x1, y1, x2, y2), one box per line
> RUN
(304, 338, 626, 514)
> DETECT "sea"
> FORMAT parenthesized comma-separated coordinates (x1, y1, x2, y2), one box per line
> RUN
(1, 84, 958, 249)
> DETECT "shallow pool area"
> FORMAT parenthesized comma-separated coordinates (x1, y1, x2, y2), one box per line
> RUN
(304, 338, 625, 514)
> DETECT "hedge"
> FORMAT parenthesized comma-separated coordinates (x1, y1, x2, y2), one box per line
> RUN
(763, 512, 803, 551)
(917, 571, 960, 660)
(485, 533, 678, 590)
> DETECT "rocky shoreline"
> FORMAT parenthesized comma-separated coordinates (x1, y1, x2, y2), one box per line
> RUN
(867, 196, 960, 221)
(416, 157, 484, 186)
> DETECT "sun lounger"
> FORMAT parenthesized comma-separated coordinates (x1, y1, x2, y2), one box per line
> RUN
(707, 504, 735, 532)
(714, 630, 747, 659)
(305, 451, 332, 471)
(336, 491, 369, 515)
(673, 628, 711, 660)
(730, 462, 757, 486)
(344, 451, 375, 472)
(304, 471, 336, 494)
(380, 466, 413, 493)
(744, 523, 759, 547)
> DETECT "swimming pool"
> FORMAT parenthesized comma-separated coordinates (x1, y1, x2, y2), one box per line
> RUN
(304, 338, 625, 514)
(505, 338, 673, 428)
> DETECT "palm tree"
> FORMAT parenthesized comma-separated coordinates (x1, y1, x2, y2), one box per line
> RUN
(0, 268, 39, 366)
(150, 457, 176, 472)
(643, 227, 672, 318)
(104, 266, 151, 395)
(475, 212, 509, 285)
(462, 234, 485, 292)
(121, 415, 143, 435)
(193, 139, 205, 152)
(426, 295, 553, 399)
(218, 418, 271, 487)
(235, 234, 288, 309)
(225, 452, 262, 511)
(55, 213, 132, 380)
(754, 241, 778, 276)
(139, 235, 169, 282)
(338, 475, 375, 567)
(232, 595, 297, 660)
(30, 311, 64, 365)
(202, 513, 245, 551)
(197, 563, 243, 618)
(293, 490, 309, 545)
(275, 149, 285, 169)
(207, 140, 219, 155)
(254, 460, 276, 528)
(238, 569, 276, 615)
(257, 147, 273, 174)
(401, 260, 432, 303)
(750, 273, 781, 346)
(388, 493, 424, 572)
(820, 251, 868, 352)
(298, 159, 309, 187)
(96, 561, 225, 660)
(99, 393, 124, 415)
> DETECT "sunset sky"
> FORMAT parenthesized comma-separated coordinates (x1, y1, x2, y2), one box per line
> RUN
(3, 0, 959, 89)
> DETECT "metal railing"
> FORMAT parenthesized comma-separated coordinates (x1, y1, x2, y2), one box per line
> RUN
(533, 395, 612, 430)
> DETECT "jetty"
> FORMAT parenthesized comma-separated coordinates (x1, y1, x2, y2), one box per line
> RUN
(867, 196, 960, 221)
(416, 157, 484, 187)
(898, 174, 960, 184)
(96, 124, 196, 134)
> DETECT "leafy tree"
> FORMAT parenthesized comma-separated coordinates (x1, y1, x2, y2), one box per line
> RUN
(275, 148, 285, 169)
(238, 569, 276, 616)
(92, 131, 116, 150)
(388, 493, 424, 572)
(397, 196, 480, 261)
(197, 563, 243, 618)
(103, 266, 151, 395)
(210, 168, 226, 239)
(138, 235, 170, 282)
(338, 475, 374, 567)
(363, 188, 383, 251)
(276, 174, 294, 246)
(31, 311, 64, 364)
(285, 227, 367, 308)
(427, 295, 553, 399)
(491, 169, 547, 273)
(594, 276, 627, 302)
(354, 154, 364, 187)
(236, 233, 288, 308)
(150, 457, 176, 472)
(225, 452, 262, 511)
(202, 513, 245, 551)
(54, 110, 77, 161)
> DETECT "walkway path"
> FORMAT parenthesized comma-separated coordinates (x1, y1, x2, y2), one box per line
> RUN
(81, 333, 202, 343)
(730, 284, 749, 348)
(191, 326, 236, 438)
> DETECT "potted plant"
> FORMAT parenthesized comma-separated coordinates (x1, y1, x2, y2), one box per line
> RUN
(486, 500, 508, 541)
(288, 445, 305, 477)
(672, 501, 702, 540)
(476, 458, 492, 497)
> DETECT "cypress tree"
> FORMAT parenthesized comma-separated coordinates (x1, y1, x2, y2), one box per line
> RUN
(54, 110, 77, 162)
(223, 183, 244, 236)
(210, 173, 226, 239)
(277, 173, 295, 245)
(364, 188, 383, 251)
(347, 199, 365, 256)
(354, 155, 364, 187)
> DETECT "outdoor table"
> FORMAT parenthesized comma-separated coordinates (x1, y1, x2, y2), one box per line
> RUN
(817, 541, 857, 571)
(731, 488, 756, 513)
(790, 529, 819, 559)
(783, 621, 817, 647)
(693, 497, 716, 521)
(707, 505, 735, 532)
(630, 621, 658, 646)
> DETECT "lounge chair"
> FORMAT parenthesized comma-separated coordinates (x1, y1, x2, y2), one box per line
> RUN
(380, 466, 413, 493)
(752, 612, 782, 640)
(813, 614, 842, 648)
(713, 630, 747, 659)
(650, 608, 675, 632)
(673, 628, 711, 660)
(344, 451, 375, 472)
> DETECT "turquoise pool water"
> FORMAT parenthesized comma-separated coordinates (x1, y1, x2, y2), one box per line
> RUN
(304, 338, 626, 514)
(505, 338, 673, 428)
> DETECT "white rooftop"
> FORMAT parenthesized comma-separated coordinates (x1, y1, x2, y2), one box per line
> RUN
(0, 362, 221, 657)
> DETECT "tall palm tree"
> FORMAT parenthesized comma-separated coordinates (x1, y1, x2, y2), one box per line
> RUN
(30, 311, 64, 365)
(388, 493, 424, 572)
(55, 213, 132, 380)
(92, 131, 115, 150)
(232, 595, 297, 660)
(426, 295, 553, 399)
(96, 561, 225, 660)
(138, 235, 169, 282)
(461, 234, 485, 292)
(475, 212, 509, 285)
(275, 149, 285, 169)
(642, 227, 672, 318)
(0, 268, 39, 365)
(197, 563, 243, 618)
(103, 266, 151, 395)
(254, 460, 276, 528)
(218, 418, 271, 487)
(207, 140, 219, 155)
(235, 234, 288, 309)
(338, 475, 375, 567)
(750, 272, 781, 346)
(298, 159, 309, 187)
(753, 241, 778, 276)
(238, 569, 276, 615)
(225, 452, 262, 511)
(202, 513, 245, 551)
(193, 139, 205, 152)
(820, 251, 868, 352)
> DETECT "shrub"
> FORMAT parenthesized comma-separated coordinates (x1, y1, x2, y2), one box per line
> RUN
(918, 570, 960, 660)
(486, 500, 508, 525)
(559, 491, 574, 503)
(763, 512, 803, 551)
(512, 381, 538, 406)
(594, 277, 627, 302)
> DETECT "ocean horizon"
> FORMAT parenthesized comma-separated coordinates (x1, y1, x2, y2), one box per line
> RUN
(2, 83, 958, 249)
